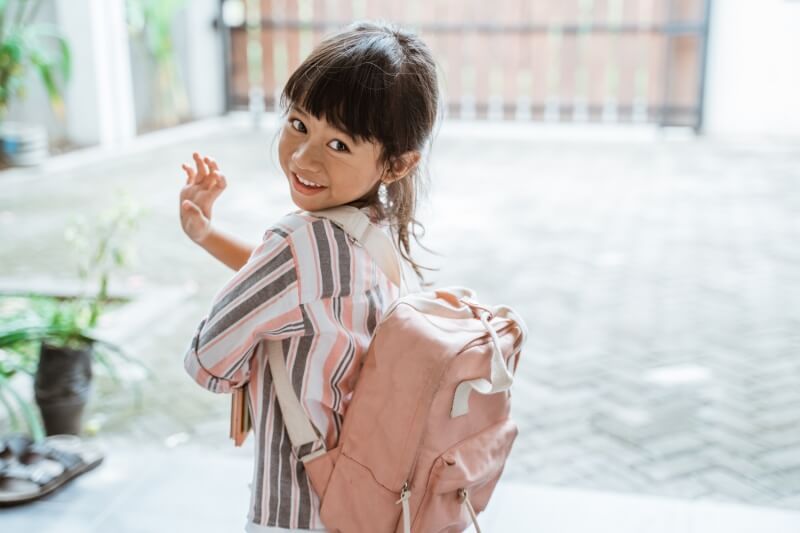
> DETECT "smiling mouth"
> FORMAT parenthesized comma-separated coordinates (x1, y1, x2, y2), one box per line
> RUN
(292, 172, 327, 189)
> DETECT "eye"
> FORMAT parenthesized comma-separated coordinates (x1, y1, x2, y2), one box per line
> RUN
(328, 139, 349, 153)
(289, 118, 306, 133)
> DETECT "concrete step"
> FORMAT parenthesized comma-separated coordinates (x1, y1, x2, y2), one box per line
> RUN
(2, 438, 799, 533)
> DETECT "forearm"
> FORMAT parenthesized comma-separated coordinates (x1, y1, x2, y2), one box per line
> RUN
(197, 226, 256, 271)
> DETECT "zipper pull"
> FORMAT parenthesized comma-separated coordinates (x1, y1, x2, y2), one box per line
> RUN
(396, 481, 412, 533)
(395, 481, 410, 504)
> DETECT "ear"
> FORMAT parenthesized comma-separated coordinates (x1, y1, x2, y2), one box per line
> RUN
(382, 151, 421, 185)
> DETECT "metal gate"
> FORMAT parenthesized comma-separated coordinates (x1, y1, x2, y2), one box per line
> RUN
(221, 0, 711, 130)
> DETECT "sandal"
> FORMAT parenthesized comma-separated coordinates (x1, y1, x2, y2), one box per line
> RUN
(0, 433, 34, 462)
(0, 434, 104, 506)
(0, 434, 34, 476)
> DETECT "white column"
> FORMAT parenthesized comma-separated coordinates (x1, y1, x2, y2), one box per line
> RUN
(183, 0, 226, 118)
(55, 0, 136, 147)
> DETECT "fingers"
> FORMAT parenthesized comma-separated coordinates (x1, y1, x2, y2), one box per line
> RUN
(202, 156, 226, 190)
(181, 163, 196, 185)
(193, 152, 209, 185)
(183, 153, 226, 190)
(214, 173, 226, 190)
(204, 156, 225, 189)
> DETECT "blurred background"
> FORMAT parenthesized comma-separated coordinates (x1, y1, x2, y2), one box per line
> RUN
(1, 1, 799, 532)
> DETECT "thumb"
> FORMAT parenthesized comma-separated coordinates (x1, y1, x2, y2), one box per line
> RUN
(182, 199, 206, 218)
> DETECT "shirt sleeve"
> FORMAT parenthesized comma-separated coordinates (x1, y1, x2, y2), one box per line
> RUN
(183, 228, 308, 393)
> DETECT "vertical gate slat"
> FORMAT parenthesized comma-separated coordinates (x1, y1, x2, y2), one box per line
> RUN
(225, 0, 709, 128)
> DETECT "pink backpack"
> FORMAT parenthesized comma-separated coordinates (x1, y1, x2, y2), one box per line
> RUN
(267, 206, 529, 533)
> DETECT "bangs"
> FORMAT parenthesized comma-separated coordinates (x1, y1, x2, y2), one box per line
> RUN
(280, 31, 402, 149)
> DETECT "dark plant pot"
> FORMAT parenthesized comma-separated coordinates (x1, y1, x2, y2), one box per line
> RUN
(34, 340, 93, 436)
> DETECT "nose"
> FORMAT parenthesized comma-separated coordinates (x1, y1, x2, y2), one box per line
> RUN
(291, 141, 322, 174)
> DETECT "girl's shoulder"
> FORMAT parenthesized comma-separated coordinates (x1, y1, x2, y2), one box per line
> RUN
(268, 206, 388, 239)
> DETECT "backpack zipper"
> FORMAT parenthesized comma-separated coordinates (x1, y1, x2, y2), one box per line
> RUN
(395, 481, 412, 533)
(395, 421, 428, 531)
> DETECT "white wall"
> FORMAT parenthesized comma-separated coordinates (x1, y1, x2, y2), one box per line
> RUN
(704, 0, 800, 139)
(129, 0, 225, 131)
(4, 0, 225, 150)
(182, 0, 226, 119)
(57, 0, 137, 147)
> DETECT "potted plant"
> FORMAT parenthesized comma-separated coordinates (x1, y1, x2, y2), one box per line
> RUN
(0, 193, 147, 437)
(0, 0, 71, 166)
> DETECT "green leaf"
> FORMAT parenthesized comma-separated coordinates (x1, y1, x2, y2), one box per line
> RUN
(0, 372, 44, 440)
(27, 24, 71, 82)
(0, 387, 22, 432)
(30, 52, 58, 100)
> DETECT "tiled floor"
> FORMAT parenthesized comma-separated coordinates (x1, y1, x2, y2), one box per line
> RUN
(2, 114, 800, 530)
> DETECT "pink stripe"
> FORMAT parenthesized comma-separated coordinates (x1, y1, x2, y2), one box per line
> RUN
(215, 233, 290, 296)
(200, 281, 298, 353)
(200, 306, 302, 376)
(306, 223, 322, 301)
(286, 235, 303, 306)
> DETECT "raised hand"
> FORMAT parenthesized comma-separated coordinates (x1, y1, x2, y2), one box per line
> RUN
(179, 152, 227, 244)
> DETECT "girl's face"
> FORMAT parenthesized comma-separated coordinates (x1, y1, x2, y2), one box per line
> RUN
(278, 105, 386, 212)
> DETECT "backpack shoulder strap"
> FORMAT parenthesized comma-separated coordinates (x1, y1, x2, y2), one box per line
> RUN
(306, 206, 412, 296)
(267, 340, 327, 462)
(273, 206, 419, 461)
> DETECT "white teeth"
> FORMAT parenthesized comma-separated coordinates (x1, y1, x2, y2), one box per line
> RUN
(296, 174, 324, 188)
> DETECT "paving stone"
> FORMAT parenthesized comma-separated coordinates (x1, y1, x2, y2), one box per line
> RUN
(758, 447, 800, 472)
(700, 427, 770, 457)
(758, 427, 800, 449)
(2, 117, 800, 511)
(633, 454, 715, 483)
(640, 433, 707, 459)
(654, 475, 714, 500)
(699, 468, 779, 501)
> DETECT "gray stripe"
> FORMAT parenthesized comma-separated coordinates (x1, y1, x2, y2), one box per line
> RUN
(191, 318, 205, 352)
(268, 322, 307, 335)
(271, 227, 289, 238)
(299, 304, 313, 334)
(291, 336, 314, 398)
(366, 288, 377, 336)
(375, 278, 385, 310)
(312, 220, 334, 299)
(277, 339, 296, 527)
(268, 339, 291, 526)
(331, 224, 352, 297)
(208, 246, 294, 319)
(199, 268, 297, 348)
(291, 333, 314, 528)
(252, 342, 272, 523)
(296, 443, 315, 529)
(332, 411, 342, 439)
(329, 298, 355, 412)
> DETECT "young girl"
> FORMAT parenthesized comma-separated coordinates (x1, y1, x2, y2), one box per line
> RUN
(179, 21, 439, 532)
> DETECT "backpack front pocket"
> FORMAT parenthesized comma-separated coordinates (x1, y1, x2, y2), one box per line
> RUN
(408, 417, 518, 533)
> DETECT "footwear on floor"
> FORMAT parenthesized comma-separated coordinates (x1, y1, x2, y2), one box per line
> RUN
(0, 434, 104, 506)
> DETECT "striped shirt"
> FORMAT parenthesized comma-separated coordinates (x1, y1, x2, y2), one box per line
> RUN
(184, 206, 408, 531)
